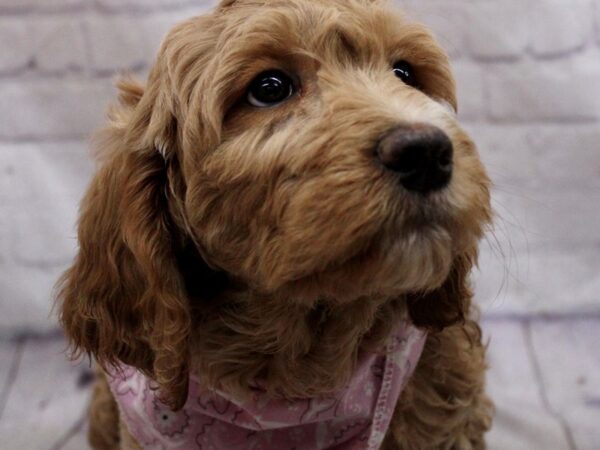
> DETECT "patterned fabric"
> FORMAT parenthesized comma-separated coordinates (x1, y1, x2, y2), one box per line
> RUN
(107, 321, 426, 450)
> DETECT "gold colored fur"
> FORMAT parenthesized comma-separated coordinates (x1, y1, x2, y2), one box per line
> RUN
(57, 0, 493, 448)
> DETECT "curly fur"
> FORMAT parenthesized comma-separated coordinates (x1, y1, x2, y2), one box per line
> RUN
(57, 0, 493, 448)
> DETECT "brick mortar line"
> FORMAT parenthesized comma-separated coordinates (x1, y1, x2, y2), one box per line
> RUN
(14, 327, 64, 339)
(0, 5, 89, 16)
(79, 11, 96, 81)
(92, 0, 206, 16)
(482, 313, 600, 323)
(523, 320, 578, 450)
(0, 137, 89, 145)
(50, 411, 87, 450)
(0, 71, 141, 82)
(0, 0, 204, 17)
(0, 132, 93, 143)
(0, 338, 25, 421)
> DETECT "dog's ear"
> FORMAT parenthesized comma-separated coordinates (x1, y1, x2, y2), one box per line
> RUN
(56, 77, 191, 411)
(406, 249, 476, 331)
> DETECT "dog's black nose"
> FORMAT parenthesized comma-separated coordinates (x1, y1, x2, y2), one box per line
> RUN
(377, 124, 453, 194)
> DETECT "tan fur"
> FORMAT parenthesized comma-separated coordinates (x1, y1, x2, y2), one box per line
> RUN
(382, 316, 494, 450)
(57, 0, 493, 447)
(88, 369, 120, 450)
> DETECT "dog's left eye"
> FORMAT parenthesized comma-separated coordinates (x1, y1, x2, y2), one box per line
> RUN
(247, 70, 295, 107)
(393, 60, 418, 88)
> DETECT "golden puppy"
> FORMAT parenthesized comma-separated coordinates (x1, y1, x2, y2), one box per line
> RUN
(57, 0, 493, 448)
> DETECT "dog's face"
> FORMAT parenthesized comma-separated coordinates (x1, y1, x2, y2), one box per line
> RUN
(58, 0, 492, 410)
(163, 0, 491, 300)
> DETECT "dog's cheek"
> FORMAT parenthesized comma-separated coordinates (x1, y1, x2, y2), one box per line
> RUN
(256, 172, 389, 285)
(184, 181, 259, 271)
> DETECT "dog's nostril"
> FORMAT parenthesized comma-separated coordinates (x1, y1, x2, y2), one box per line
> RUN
(438, 146, 453, 171)
(376, 124, 453, 194)
(393, 143, 424, 177)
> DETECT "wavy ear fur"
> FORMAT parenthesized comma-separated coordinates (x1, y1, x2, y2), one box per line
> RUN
(57, 79, 191, 411)
(406, 250, 477, 331)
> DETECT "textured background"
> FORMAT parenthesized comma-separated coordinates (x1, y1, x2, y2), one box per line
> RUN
(1, 0, 600, 335)
(1, 0, 600, 449)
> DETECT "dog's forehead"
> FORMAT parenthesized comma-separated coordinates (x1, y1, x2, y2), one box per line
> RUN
(217, 0, 396, 29)
(213, 0, 409, 61)
(219, 0, 381, 9)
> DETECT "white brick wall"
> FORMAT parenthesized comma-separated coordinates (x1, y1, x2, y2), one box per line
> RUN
(34, 19, 88, 73)
(1, 0, 599, 335)
(0, 19, 33, 73)
(0, 0, 84, 13)
(465, 3, 529, 61)
(529, 0, 592, 57)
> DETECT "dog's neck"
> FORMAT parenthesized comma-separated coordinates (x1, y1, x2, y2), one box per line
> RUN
(176, 239, 408, 399)
(188, 284, 407, 400)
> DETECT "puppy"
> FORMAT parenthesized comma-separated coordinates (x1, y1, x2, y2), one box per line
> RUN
(57, 0, 493, 448)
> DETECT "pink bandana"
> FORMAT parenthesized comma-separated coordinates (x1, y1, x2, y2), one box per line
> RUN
(107, 321, 426, 450)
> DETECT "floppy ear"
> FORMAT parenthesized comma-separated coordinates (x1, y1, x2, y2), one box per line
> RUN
(56, 78, 191, 411)
(406, 249, 477, 331)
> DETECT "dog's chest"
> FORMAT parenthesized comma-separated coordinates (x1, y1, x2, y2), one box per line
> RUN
(107, 322, 426, 450)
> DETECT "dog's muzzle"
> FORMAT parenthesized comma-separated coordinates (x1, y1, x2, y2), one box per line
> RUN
(376, 124, 453, 194)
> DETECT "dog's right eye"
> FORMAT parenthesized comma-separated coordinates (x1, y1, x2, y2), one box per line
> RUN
(393, 60, 419, 88)
(247, 70, 294, 107)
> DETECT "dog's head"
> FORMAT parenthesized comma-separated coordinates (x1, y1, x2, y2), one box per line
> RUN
(58, 0, 491, 409)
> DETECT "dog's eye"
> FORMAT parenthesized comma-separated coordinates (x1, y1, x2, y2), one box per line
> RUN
(247, 70, 294, 107)
(393, 60, 418, 88)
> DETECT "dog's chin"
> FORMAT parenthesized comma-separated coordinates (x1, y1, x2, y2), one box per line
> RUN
(374, 224, 455, 294)
(269, 221, 456, 304)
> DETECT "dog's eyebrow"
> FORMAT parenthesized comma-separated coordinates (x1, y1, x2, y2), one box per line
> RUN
(328, 27, 363, 62)
(217, 4, 377, 66)
(310, 13, 382, 65)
